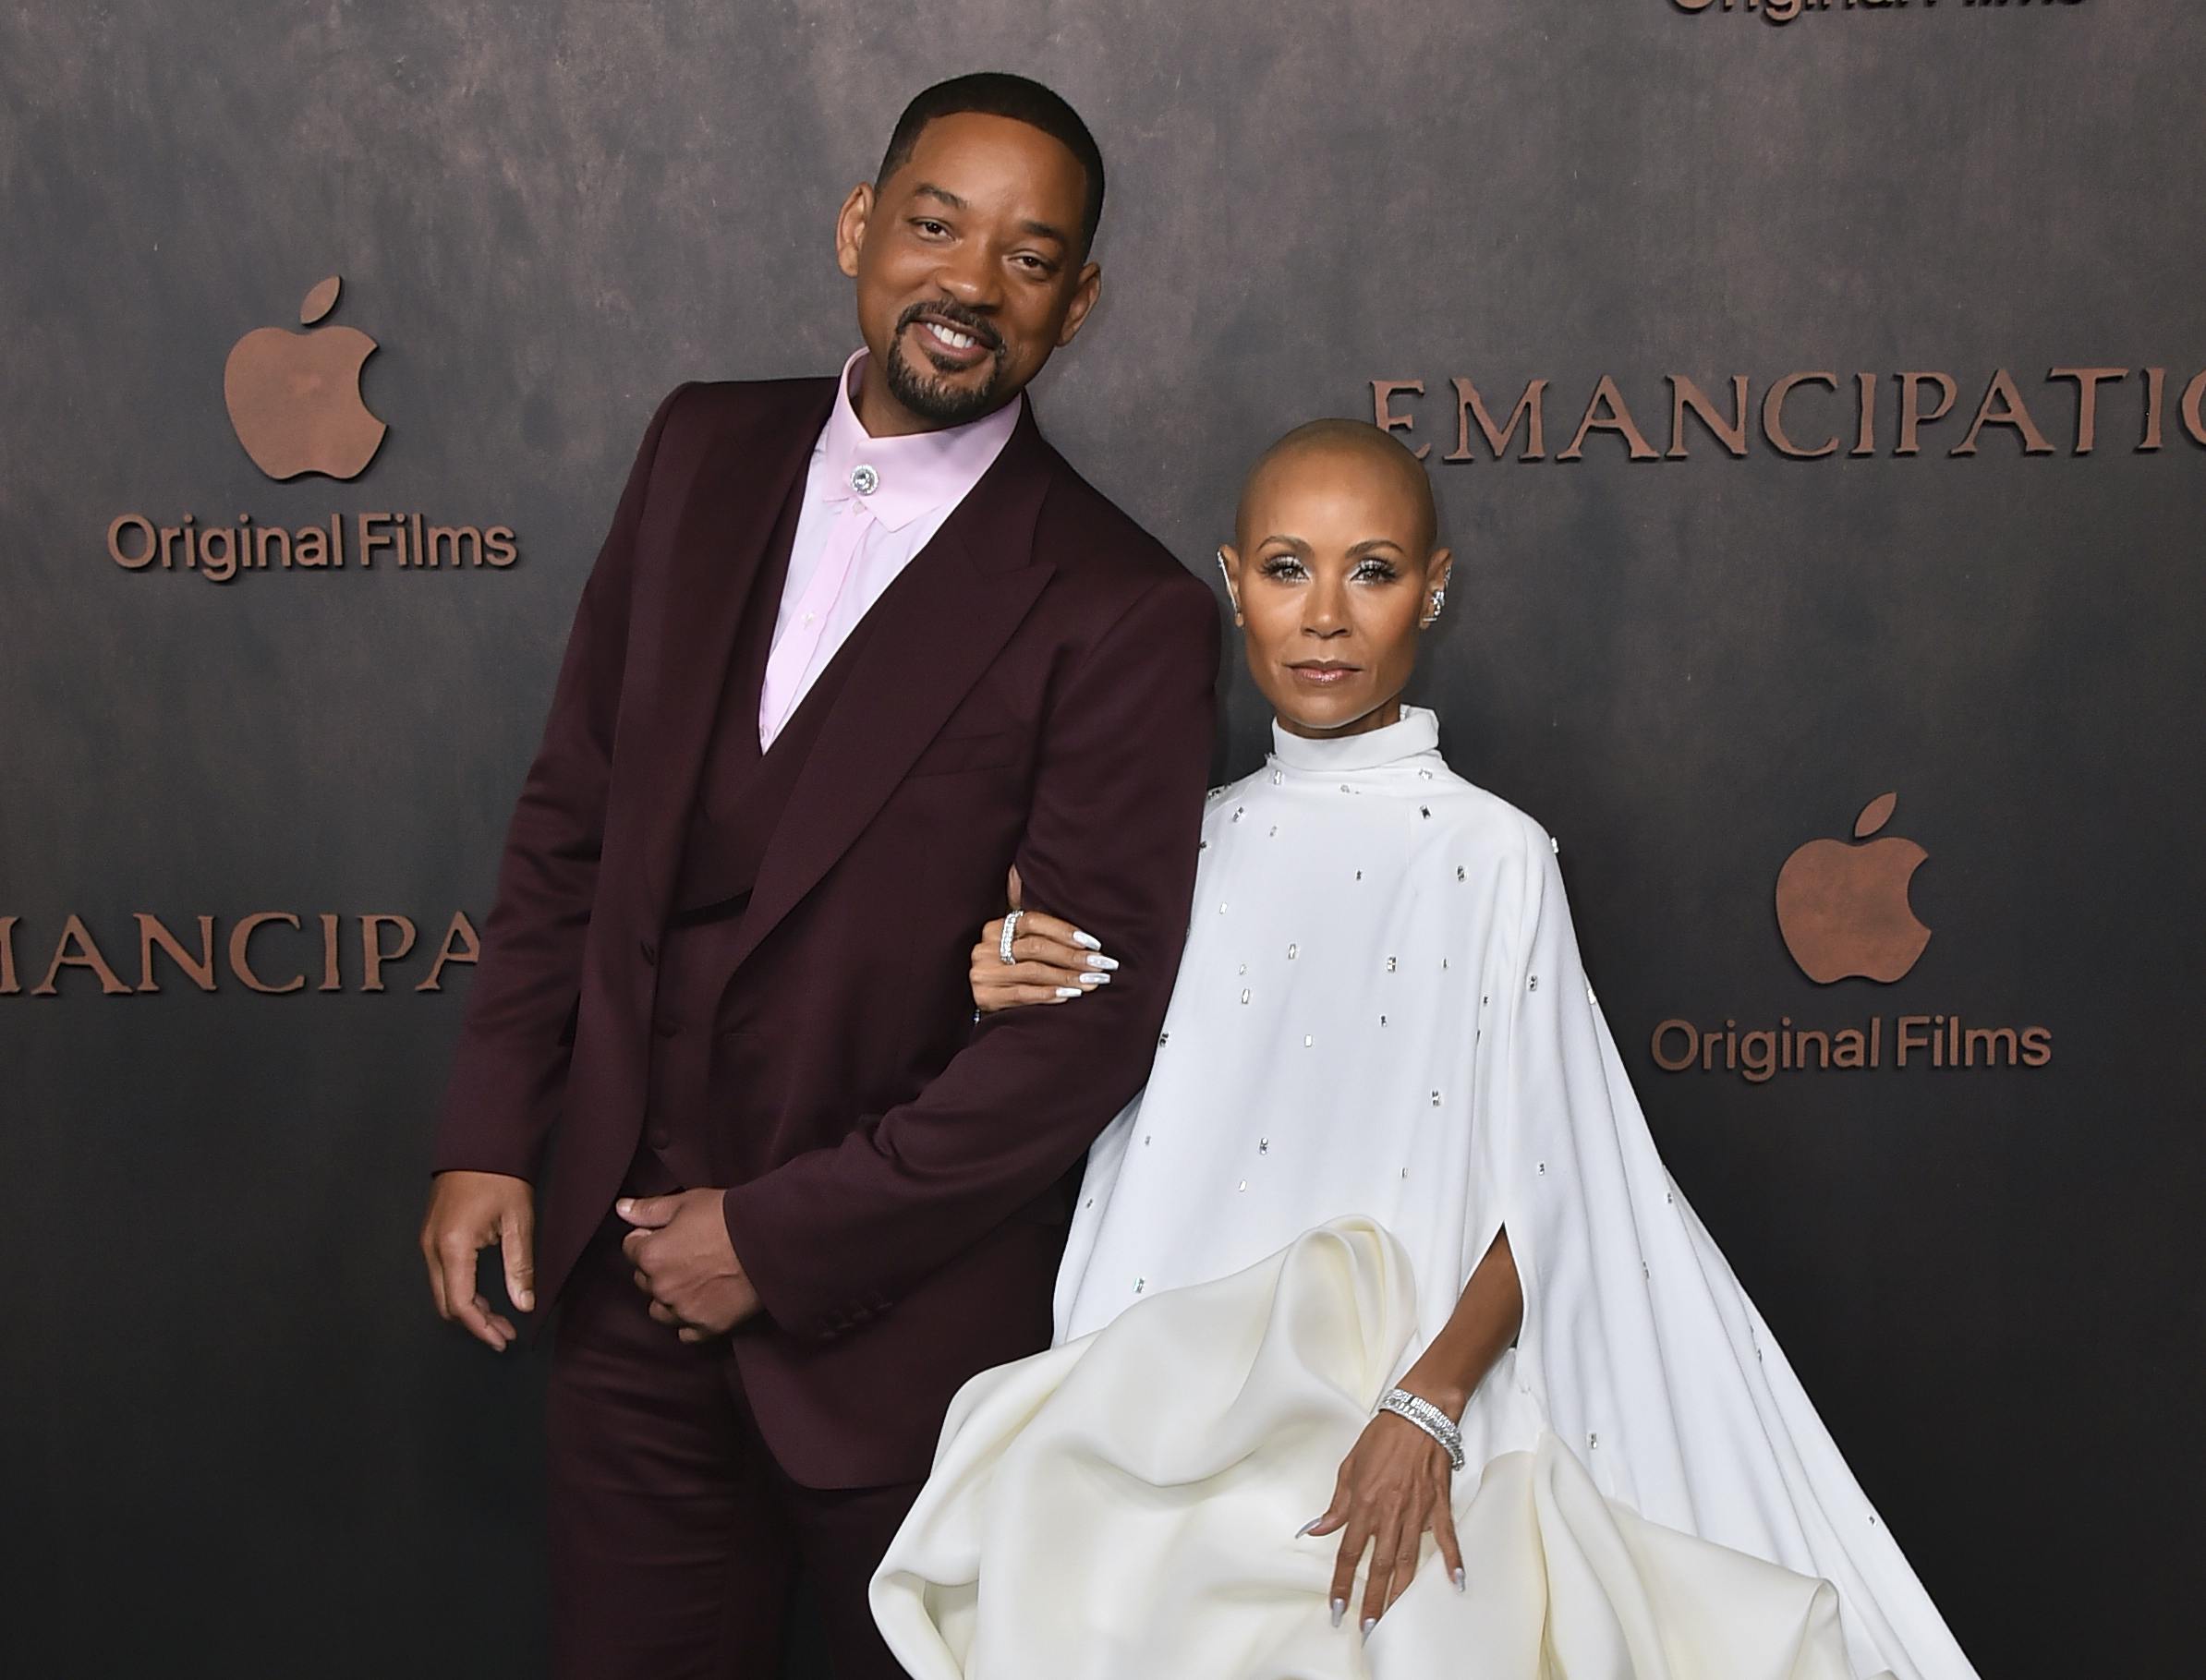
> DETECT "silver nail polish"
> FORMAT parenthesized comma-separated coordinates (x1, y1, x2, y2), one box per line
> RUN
(1361, 1617, 1377, 1639)
(1071, 929, 1102, 951)
(1078, 972, 1109, 986)
(1086, 953, 1121, 971)
(1329, 1599, 1345, 1629)
(1055, 986, 1082, 998)
(1295, 1517, 1321, 1538)
(1452, 1566, 1466, 1593)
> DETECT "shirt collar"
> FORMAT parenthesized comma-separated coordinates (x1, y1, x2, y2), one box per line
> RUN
(817, 346, 1023, 532)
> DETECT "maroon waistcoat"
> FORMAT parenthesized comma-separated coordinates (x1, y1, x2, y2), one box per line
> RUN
(626, 473, 881, 1195)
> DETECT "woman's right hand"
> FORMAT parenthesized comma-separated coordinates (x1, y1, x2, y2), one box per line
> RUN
(971, 867, 1119, 1013)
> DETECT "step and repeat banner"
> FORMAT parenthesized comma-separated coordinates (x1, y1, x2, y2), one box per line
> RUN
(3, 2, 2194, 1674)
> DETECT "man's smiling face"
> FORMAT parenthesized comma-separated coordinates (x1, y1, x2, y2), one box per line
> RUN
(837, 110, 1101, 436)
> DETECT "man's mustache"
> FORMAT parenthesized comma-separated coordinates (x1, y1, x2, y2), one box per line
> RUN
(895, 299, 1004, 356)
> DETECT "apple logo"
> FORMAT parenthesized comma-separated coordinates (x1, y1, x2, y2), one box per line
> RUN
(1774, 792, 1932, 984)
(223, 275, 385, 480)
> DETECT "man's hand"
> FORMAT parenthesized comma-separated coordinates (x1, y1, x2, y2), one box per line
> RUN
(620, 1190, 761, 1343)
(419, 1169, 536, 1352)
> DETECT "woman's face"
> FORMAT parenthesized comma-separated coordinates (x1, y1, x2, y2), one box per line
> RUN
(1222, 442, 1452, 739)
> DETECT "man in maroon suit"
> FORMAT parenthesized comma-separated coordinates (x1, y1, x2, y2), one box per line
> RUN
(418, 73, 1218, 1678)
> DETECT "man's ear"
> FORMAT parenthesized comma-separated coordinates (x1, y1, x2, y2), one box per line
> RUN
(835, 183, 874, 279)
(1055, 262, 1103, 348)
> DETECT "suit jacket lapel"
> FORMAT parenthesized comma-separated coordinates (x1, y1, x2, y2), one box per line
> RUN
(610, 380, 835, 930)
(720, 404, 1059, 978)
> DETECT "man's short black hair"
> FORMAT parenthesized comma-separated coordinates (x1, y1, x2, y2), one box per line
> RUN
(876, 72, 1106, 257)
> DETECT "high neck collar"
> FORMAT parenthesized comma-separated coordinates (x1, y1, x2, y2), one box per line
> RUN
(1267, 705, 1442, 773)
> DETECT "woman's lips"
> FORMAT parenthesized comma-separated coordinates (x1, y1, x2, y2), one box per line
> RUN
(1287, 662, 1361, 687)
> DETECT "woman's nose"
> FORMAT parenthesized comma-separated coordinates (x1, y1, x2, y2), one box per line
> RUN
(1303, 583, 1350, 637)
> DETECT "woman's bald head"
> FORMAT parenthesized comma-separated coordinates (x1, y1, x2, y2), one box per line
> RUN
(1220, 417, 1453, 742)
(1235, 419, 1438, 558)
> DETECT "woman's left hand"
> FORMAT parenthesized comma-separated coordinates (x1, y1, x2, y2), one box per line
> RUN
(1303, 1408, 1464, 1638)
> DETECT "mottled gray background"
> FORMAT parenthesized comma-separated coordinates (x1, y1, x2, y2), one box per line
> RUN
(3, 1, 2198, 1674)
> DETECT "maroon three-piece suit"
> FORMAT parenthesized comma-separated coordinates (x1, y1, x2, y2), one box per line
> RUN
(432, 375, 1219, 1675)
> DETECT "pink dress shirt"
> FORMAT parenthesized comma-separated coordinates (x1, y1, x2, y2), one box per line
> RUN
(758, 347, 1024, 747)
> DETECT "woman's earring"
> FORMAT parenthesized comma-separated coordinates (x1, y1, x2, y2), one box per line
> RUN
(1216, 548, 1244, 623)
(1422, 586, 1447, 629)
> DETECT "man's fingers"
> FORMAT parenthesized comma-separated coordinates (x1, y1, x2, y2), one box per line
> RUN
(498, 1205, 537, 1314)
(435, 1238, 481, 1323)
(452, 1288, 511, 1351)
(648, 1299, 682, 1327)
(422, 1237, 452, 1319)
(1005, 864, 1024, 911)
(615, 1194, 674, 1229)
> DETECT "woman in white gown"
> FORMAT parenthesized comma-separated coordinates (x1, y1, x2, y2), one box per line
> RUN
(868, 421, 1981, 1680)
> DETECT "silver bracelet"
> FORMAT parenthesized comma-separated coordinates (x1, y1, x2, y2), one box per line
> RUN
(1377, 1386, 1465, 1471)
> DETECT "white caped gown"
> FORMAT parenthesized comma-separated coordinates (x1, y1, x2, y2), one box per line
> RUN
(870, 707, 1979, 1680)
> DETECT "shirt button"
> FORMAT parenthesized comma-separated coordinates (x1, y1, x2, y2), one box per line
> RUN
(849, 464, 879, 496)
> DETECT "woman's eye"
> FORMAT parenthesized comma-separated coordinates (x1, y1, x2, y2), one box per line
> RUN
(1259, 556, 1308, 580)
(1351, 560, 1400, 583)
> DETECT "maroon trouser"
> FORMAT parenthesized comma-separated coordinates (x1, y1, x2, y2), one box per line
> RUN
(546, 1217, 924, 1680)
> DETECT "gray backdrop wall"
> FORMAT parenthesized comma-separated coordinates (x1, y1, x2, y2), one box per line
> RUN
(4, 2, 2198, 1674)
